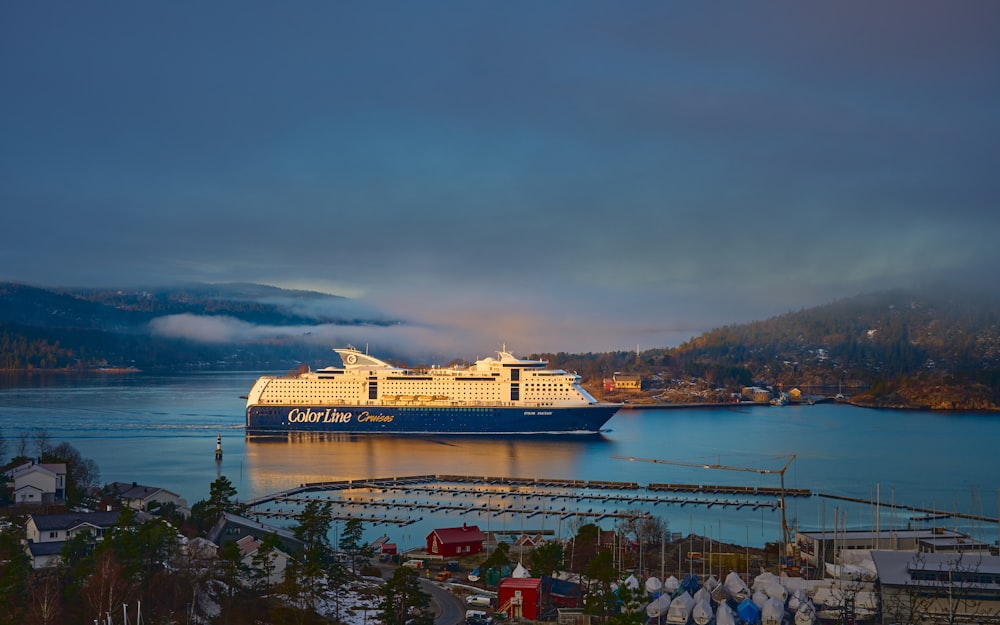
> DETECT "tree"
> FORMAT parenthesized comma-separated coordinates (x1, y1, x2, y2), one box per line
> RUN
(0, 521, 31, 625)
(615, 512, 667, 573)
(248, 532, 283, 595)
(582, 550, 618, 616)
(79, 550, 133, 624)
(25, 570, 63, 625)
(284, 499, 337, 619)
(339, 518, 372, 574)
(380, 567, 433, 625)
(480, 541, 512, 590)
(568, 522, 601, 574)
(528, 541, 564, 579)
(42, 441, 100, 505)
(193, 475, 240, 530)
(32, 428, 51, 459)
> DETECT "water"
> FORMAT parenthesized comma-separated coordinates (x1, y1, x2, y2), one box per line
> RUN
(2, 371, 998, 549)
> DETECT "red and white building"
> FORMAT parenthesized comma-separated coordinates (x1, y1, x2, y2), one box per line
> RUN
(425, 523, 485, 557)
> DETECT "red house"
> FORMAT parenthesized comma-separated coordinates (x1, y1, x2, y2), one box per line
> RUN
(499, 577, 542, 620)
(425, 523, 485, 557)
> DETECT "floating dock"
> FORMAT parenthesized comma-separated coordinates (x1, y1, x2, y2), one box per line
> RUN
(242, 474, 799, 527)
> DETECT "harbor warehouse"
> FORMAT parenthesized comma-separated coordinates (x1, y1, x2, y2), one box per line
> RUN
(426, 524, 485, 557)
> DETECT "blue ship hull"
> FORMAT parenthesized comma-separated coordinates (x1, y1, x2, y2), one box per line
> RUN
(246, 404, 619, 434)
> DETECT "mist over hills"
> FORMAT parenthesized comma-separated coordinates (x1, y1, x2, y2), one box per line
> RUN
(0, 281, 398, 371)
(2, 281, 999, 409)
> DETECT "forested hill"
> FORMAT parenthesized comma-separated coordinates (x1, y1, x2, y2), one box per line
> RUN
(0, 282, 394, 371)
(3, 282, 1000, 409)
(540, 289, 1000, 410)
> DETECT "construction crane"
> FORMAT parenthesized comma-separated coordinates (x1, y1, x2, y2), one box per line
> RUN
(613, 454, 797, 558)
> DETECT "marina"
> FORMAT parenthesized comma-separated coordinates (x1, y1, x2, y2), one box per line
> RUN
(239, 474, 1000, 542)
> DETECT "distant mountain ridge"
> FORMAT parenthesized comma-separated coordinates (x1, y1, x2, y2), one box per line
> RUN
(2, 282, 999, 409)
(0, 281, 396, 371)
(654, 288, 1000, 409)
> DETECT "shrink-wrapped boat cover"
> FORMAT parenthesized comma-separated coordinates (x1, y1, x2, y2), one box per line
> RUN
(716, 603, 737, 625)
(666, 591, 695, 625)
(646, 593, 671, 619)
(692, 597, 714, 625)
(645, 576, 663, 596)
(723, 571, 749, 602)
(761, 597, 785, 625)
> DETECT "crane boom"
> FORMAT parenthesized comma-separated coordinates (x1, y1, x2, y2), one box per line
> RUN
(614, 454, 797, 562)
(611, 454, 795, 475)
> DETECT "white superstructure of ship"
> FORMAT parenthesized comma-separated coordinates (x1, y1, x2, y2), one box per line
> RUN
(245, 346, 621, 434)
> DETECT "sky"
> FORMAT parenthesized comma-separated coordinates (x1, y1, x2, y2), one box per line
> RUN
(3, 2, 999, 358)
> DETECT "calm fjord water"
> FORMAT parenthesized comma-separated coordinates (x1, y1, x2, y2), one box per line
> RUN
(2, 371, 998, 549)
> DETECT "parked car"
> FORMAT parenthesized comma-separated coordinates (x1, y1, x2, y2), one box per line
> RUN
(466, 610, 492, 625)
(467, 595, 492, 608)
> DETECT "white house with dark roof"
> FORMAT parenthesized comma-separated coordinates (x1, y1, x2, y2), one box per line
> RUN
(5, 461, 67, 504)
(107, 480, 190, 517)
(24, 510, 122, 568)
(236, 534, 291, 586)
(207, 512, 305, 555)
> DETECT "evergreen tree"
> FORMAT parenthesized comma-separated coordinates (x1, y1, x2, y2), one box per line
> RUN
(193, 475, 240, 531)
(528, 541, 564, 579)
(339, 518, 372, 574)
(380, 566, 433, 625)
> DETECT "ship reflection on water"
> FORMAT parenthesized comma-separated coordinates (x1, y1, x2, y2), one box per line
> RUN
(241, 433, 623, 546)
(243, 432, 609, 496)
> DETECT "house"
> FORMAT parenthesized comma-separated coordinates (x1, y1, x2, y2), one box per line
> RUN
(106, 480, 190, 517)
(426, 524, 485, 557)
(498, 577, 542, 620)
(23, 510, 123, 568)
(370, 534, 398, 556)
(604, 375, 641, 392)
(235, 534, 291, 586)
(5, 461, 67, 505)
(207, 512, 305, 555)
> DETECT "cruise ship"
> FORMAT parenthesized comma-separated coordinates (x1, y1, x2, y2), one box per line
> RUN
(245, 346, 621, 434)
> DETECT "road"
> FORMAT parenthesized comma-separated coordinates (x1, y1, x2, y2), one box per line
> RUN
(376, 562, 468, 625)
(419, 578, 468, 625)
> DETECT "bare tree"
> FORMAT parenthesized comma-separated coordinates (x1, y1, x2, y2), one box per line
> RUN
(33, 428, 51, 459)
(25, 570, 63, 625)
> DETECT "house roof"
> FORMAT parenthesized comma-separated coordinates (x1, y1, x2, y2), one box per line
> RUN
(27, 541, 65, 557)
(500, 577, 542, 590)
(799, 528, 964, 541)
(108, 481, 181, 501)
(206, 512, 304, 549)
(6, 462, 66, 480)
(30, 511, 121, 532)
(14, 484, 47, 495)
(427, 525, 485, 544)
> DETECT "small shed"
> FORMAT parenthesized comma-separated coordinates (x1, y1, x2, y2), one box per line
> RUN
(499, 577, 542, 620)
(425, 523, 485, 557)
